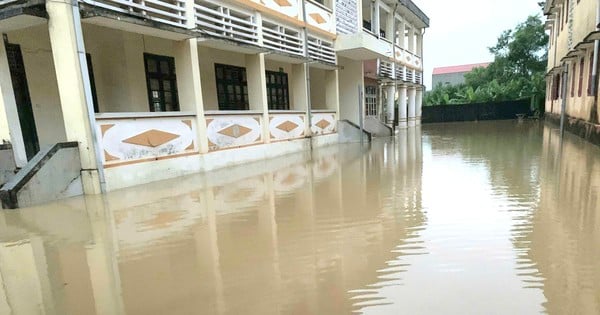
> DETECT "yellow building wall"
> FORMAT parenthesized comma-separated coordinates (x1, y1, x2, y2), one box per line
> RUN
(546, 0, 600, 122)
(310, 68, 327, 109)
(82, 24, 177, 113)
(6, 24, 67, 147)
(198, 46, 248, 111)
(571, 0, 597, 47)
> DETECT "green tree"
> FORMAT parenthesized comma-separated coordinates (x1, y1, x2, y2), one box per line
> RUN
(425, 15, 548, 109)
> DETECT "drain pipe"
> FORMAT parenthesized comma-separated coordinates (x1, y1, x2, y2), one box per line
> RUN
(391, 3, 398, 130)
(71, 0, 107, 193)
(589, 0, 600, 123)
(559, 62, 568, 137)
(301, 0, 313, 150)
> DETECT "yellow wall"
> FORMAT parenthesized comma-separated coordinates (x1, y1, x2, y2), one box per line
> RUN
(198, 46, 248, 111)
(83, 24, 177, 113)
(7, 24, 67, 147)
(546, 0, 600, 122)
(310, 68, 327, 109)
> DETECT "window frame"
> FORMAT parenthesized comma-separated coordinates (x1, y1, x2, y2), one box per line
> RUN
(144, 53, 180, 112)
(215, 63, 249, 111)
(85, 53, 99, 113)
(266, 70, 290, 110)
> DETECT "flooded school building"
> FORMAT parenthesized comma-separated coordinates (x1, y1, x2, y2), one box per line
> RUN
(0, 0, 427, 207)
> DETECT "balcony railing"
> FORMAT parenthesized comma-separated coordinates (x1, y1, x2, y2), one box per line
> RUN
(81, 0, 188, 28)
(76, 0, 336, 64)
(378, 60, 393, 79)
(205, 111, 264, 151)
(307, 35, 336, 64)
(95, 112, 198, 166)
(262, 20, 304, 57)
(194, 0, 259, 46)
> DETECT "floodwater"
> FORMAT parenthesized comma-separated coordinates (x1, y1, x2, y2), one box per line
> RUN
(0, 121, 599, 315)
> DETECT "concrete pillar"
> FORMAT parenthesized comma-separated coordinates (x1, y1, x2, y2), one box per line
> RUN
(46, 0, 101, 194)
(175, 39, 209, 153)
(0, 40, 27, 167)
(245, 53, 270, 143)
(398, 21, 405, 48)
(386, 85, 395, 123)
(373, 0, 380, 35)
(407, 87, 416, 127)
(386, 10, 394, 42)
(408, 26, 415, 53)
(398, 85, 407, 129)
(415, 88, 423, 125)
(416, 31, 423, 56)
(291, 63, 308, 112)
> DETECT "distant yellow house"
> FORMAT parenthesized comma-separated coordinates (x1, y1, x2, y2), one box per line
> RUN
(544, 0, 600, 144)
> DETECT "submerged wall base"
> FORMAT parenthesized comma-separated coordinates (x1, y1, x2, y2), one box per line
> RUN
(105, 133, 339, 191)
(545, 113, 600, 146)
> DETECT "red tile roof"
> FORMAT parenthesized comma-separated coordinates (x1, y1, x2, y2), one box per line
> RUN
(432, 62, 491, 75)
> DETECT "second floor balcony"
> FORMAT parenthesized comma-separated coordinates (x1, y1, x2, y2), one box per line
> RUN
(334, 0, 428, 71)
(0, 0, 337, 65)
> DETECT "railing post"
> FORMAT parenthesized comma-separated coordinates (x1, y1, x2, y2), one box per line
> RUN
(185, 0, 196, 29)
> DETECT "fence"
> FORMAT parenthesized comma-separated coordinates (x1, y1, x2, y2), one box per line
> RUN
(422, 99, 532, 123)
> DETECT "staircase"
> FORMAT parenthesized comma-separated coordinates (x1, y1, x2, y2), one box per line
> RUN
(1, 142, 83, 209)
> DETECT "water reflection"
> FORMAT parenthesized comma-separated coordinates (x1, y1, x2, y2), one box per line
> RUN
(0, 121, 599, 314)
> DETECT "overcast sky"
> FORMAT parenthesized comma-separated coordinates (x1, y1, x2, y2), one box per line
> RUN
(415, 0, 543, 89)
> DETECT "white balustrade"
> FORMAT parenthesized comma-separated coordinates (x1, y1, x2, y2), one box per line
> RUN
(205, 112, 264, 151)
(95, 112, 198, 167)
(81, 0, 188, 28)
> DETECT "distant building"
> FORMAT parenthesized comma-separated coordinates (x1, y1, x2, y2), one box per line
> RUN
(544, 0, 600, 146)
(432, 63, 491, 87)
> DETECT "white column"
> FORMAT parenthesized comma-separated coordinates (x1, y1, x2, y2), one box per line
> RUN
(398, 21, 405, 48)
(175, 39, 208, 153)
(398, 85, 407, 129)
(373, 0, 380, 36)
(407, 87, 416, 127)
(415, 88, 423, 125)
(246, 53, 270, 143)
(47, 0, 102, 194)
(386, 10, 394, 41)
(0, 40, 27, 167)
(408, 26, 415, 53)
(386, 85, 395, 123)
(417, 30, 423, 56)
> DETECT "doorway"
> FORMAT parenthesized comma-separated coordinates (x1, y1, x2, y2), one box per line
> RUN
(5, 40, 39, 160)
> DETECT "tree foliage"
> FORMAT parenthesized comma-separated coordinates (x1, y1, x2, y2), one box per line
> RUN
(425, 15, 548, 110)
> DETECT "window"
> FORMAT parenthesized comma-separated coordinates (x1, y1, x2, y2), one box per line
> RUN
(215, 64, 249, 110)
(588, 52, 595, 96)
(144, 53, 179, 112)
(578, 57, 584, 97)
(571, 63, 576, 97)
(85, 53, 99, 113)
(365, 86, 377, 116)
(553, 73, 561, 100)
(266, 70, 290, 110)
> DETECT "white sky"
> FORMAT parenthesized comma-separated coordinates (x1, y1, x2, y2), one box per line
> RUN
(415, 0, 543, 89)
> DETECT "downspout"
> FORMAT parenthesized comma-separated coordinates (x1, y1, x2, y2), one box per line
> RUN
(559, 62, 568, 137)
(391, 3, 398, 130)
(301, 0, 313, 150)
(71, 0, 106, 193)
(589, 0, 600, 123)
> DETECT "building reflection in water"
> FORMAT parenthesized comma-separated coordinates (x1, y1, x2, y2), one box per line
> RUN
(0, 121, 598, 315)
(0, 129, 425, 315)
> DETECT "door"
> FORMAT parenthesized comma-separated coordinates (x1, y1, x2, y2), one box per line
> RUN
(5, 42, 39, 160)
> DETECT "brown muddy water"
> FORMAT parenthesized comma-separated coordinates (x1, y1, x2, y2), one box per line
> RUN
(0, 121, 599, 315)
